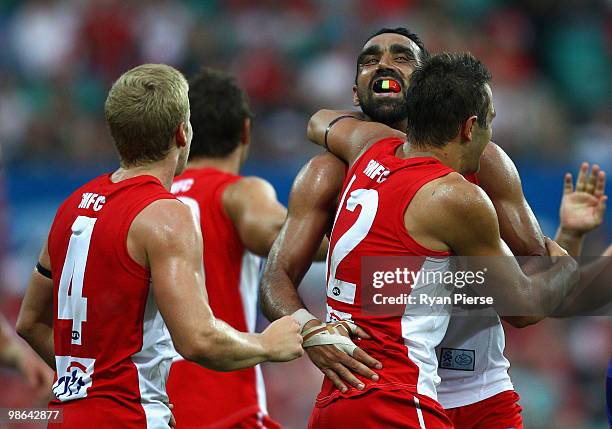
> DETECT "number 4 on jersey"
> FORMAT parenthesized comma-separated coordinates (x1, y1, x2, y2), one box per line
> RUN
(57, 216, 96, 345)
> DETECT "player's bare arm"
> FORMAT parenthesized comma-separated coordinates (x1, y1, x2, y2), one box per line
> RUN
(223, 176, 289, 257)
(131, 198, 303, 371)
(478, 142, 547, 256)
(222, 175, 328, 260)
(16, 241, 56, 369)
(307, 109, 404, 166)
(408, 173, 580, 318)
(477, 142, 553, 326)
(260, 153, 343, 321)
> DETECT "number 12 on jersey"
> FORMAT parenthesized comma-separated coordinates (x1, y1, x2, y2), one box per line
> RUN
(57, 216, 96, 345)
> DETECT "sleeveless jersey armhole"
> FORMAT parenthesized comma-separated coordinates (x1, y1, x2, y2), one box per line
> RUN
(215, 175, 243, 224)
(395, 168, 455, 257)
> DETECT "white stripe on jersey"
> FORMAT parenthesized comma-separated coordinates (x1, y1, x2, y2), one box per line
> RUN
(401, 257, 453, 400)
(436, 307, 513, 409)
(132, 286, 174, 429)
(239, 250, 269, 415)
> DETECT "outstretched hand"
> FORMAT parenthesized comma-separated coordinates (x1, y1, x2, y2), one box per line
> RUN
(559, 162, 607, 234)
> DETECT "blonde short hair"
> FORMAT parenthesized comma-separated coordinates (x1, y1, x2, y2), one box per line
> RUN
(104, 64, 189, 166)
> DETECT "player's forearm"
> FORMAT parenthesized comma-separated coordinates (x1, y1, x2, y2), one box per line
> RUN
(260, 258, 310, 322)
(307, 110, 359, 148)
(525, 256, 580, 316)
(185, 319, 268, 371)
(485, 255, 579, 318)
(554, 227, 584, 258)
(552, 255, 612, 316)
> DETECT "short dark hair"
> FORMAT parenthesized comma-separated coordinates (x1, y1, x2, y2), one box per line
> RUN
(188, 67, 253, 159)
(405, 52, 492, 148)
(355, 27, 429, 83)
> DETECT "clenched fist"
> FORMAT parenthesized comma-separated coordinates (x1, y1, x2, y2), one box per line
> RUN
(260, 316, 304, 362)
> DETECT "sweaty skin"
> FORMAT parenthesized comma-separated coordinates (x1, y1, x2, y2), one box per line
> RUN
(260, 130, 555, 391)
(260, 31, 577, 391)
(310, 112, 579, 314)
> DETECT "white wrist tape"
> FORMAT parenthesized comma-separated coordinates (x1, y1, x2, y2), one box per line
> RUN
(301, 320, 358, 356)
(291, 309, 319, 331)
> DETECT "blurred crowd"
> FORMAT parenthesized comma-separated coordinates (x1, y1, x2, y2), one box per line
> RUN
(0, 0, 610, 166)
(0, 0, 610, 428)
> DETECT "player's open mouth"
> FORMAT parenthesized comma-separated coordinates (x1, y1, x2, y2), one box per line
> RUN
(372, 78, 402, 94)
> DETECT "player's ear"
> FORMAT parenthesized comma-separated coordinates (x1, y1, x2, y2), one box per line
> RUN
(175, 122, 188, 148)
(461, 116, 477, 142)
(241, 118, 251, 147)
(352, 85, 360, 107)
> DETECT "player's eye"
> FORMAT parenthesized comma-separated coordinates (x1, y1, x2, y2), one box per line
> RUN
(396, 56, 409, 62)
(364, 57, 378, 66)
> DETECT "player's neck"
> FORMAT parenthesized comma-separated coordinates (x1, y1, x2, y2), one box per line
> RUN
(187, 149, 242, 174)
(388, 119, 407, 133)
(111, 159, 177, 191)
(400, 141, 464, 172)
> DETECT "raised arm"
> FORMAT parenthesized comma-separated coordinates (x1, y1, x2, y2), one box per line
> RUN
(132, 199, 303, 371)
(223, 176, 288, 257)
(413, 174, 579, 319)
(307, 109, 404, 166)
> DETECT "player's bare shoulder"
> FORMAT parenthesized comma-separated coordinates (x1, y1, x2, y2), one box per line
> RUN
(224, 176, 277, 208)
(411, 172, 487, 214)
(406, 172, 497, 250)
(128, 199, 201, 268)
(290, 152, 346, 206)
(478, 141, 522, 191)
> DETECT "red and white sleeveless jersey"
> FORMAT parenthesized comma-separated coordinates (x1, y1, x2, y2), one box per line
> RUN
(47, 174, 177, 428)
(436, 173, 513, 409)
(319, 137, 456, 407)
(166, 168, 270, 429)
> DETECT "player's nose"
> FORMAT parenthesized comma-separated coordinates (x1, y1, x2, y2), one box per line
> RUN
(377, 53, 396, 69)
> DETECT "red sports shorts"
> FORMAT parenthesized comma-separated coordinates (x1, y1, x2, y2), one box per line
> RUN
(445, 390, 523, 429)
(308, 388, 453, 429)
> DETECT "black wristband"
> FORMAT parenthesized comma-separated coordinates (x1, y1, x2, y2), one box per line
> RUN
(324, 115, 358, 150)
(36, 262, 52, 279)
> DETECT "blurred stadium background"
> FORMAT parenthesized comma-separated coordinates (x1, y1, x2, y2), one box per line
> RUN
(0, 0, 610, 428)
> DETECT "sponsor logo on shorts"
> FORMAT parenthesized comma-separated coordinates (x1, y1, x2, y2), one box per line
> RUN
(439, 348, 475, 371)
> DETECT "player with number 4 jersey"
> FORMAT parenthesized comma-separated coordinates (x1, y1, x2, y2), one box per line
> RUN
(16, 64, 303, 429)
